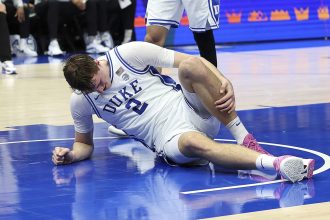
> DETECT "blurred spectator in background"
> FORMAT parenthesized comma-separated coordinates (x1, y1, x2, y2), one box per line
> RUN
(2, 0, 37, 56)
(33, 0, 112, 56)
(0, 2, 16, 74)
(107, 0, 136, 45)
(83, 0, 113, 52)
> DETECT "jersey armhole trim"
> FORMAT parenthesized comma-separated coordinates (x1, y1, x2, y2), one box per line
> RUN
(83, 93, 102, 118)
(114, 47, 151, 75)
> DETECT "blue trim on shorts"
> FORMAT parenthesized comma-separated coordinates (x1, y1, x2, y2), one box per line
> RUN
(190, 25, 218, 32)
(208, 0, 220, 28)
(148, 19, 180, 28)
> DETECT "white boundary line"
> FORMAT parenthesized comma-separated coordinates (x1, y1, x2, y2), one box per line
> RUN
(0, 136, 117, 145)
(181, 139, 330, 195)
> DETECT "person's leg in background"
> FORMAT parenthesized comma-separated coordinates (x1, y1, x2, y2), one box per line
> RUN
(18, 3, 37, 56)
(83, 0, 109, 53)
(120, 0, 136, 44)
(184, 0, 220, 67)
(39, 0, 64, 56)
(0, 3, 16, 74)
(193, 30, 217, 67)
(97, 0, 114, 49)
(5, 0, 37, 56)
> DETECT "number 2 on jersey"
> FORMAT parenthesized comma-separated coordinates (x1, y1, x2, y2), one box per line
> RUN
(125, 98, 148, 115)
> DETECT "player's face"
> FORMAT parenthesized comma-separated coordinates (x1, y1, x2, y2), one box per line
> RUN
(91, 60, 110, 94)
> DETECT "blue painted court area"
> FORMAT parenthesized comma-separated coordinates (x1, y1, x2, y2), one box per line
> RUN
(1, 103, 330, 219)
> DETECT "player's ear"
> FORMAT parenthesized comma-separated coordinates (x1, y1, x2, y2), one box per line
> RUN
(95, 60, 100, 65)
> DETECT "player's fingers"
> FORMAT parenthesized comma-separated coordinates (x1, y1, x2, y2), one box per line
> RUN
(227, 102, 236, 114)
(214, 89, 234, 105)
(52, 151, 65, 164)
(214, 95, 230, 106)
(215, 97, 233, 110)
(52, 154, 63, 165)
(220, 101, 235, 113)
(54, 147, 70, 157)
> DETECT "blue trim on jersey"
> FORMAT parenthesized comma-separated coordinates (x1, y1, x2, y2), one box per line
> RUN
(114, 46, 180, 91)
(114, 47, 151, 74)
(83, 93, 102, 118)
(105, 51, 114, 83)
(148, 19, 180, 28)
(149, 66, 181, 91)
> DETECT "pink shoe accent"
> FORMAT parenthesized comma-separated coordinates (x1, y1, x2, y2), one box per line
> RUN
(242, 134, 272, 155)
(303, 159, 315, 179)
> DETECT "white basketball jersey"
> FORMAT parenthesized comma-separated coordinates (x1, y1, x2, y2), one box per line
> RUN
(70, 42, 183, 151)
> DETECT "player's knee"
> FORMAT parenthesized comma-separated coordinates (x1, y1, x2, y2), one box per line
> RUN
(179, 132, 210, 157)
(179, 57, 206, 81)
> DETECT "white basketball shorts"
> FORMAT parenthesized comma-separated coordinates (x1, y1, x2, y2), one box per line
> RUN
(159, 86, 220, 165)
(146, 0, 220, 32)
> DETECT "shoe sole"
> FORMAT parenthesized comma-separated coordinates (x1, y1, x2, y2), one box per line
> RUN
(280, 157, 305, 183)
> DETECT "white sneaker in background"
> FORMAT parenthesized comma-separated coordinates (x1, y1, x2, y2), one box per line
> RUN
(26, 35, 38, 54)
(86, 39, 109, 54)
(48, 39, 64, 56)
(100, 32, 114, 49)
(10, 34, 20, 56)
(2, 60, 16, 75)
(121, 29, 133, 44)
(19, 38, 38, 57)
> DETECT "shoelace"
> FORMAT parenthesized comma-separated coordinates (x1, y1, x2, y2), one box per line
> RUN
(247, 139, 269, 155)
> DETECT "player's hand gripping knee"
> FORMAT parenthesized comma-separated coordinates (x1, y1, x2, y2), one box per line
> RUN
(214, 79, 236, 113)
(52, 147, 74, 165)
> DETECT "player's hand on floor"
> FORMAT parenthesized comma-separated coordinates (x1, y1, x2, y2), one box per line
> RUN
(52, 147, 74, 165)
(214, 79, 236, 113)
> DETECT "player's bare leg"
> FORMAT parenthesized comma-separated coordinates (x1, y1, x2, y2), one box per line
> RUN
(178, 56, 237, 125)
(178, 131, 260, 170)
(178, 131, 314, 182)
(144, 25, 169, 47)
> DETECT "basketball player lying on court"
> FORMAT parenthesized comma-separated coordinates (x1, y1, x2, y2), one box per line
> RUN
(52, 41, 315, 183)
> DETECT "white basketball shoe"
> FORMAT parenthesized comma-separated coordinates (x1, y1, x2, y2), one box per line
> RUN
(48, 39, 64, 56)
(2, 60, 16, 75)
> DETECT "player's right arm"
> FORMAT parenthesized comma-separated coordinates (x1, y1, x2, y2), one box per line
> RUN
(52, 130, 94, 165)
(52, 92, 95, 165)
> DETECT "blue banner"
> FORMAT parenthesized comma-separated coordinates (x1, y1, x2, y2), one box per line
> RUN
(134, 0, 330, 45)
